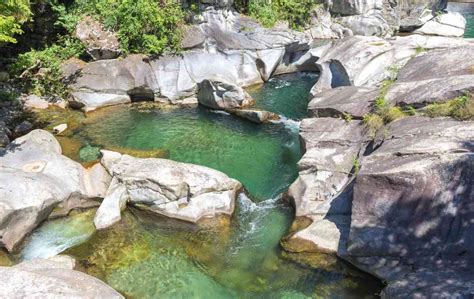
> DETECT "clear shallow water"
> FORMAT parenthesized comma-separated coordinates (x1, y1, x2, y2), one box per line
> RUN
(18, 73, 382, 297)
(465, 13, 474, 38)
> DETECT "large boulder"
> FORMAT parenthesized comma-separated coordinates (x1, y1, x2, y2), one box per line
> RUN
(94, 150, 243, 228)
(285, 118, 369, 254)
(75, 16, 121, 60)
(0, 255, 123, 298)
(0, 130, 110, 251)
(0, 121, 10, 148)
(399, 0, 448, 31)
(348, 117, 474, 297)
(386, 45, 474, 107)
(197, 79, 254, 110)
(414, 12, 466, 37)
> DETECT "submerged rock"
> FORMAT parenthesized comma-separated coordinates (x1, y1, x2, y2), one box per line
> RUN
(94, 150, 243, 228)
(0, 130, 110, 251)
(0, 255, 123, 298)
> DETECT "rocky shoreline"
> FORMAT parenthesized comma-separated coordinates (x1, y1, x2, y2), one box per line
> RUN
(1, 0, 473, 297)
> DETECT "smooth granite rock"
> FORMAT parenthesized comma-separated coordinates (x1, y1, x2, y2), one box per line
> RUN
(95, 150, 243, 227)
(0, 255, 123, 298)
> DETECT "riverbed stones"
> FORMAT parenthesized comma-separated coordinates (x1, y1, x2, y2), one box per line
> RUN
(0, 255, 123, 298)
(23, 94, 49, 109)
(0, 130, 109, 251)
(95, 150, 243, 228)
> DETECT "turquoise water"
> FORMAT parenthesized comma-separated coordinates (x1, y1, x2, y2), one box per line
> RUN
(18, 73, 382, 298)
(250, 73, 318, 120)
(77, 106, 301, 200)
(465, 13, 474, 38)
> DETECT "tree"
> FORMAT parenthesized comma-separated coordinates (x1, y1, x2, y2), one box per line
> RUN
(0, 0, 32, 43)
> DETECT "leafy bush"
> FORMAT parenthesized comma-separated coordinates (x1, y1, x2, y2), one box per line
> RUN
(0, 0, 32, 43)
(425, 94, 474, 121)
(10, 37, 85, 97)
(50, 0, 185, 55)
(245, 0, 316, 30)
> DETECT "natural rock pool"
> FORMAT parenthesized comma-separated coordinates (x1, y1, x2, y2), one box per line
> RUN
(16, 73, 382, 298)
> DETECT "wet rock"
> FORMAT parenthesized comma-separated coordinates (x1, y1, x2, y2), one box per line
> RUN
(308, 86, 378, 119)
(75, 16, 121, 60)
(228, 108, 279, 123)
(13, 120, 33, 136)
(414, 12, 466, 37)
(348, 117, 474, 297)
(0, 255, 123, 298)
(0, 130, 109, 251)
(197, 79, 254, 110)
(98, 150, 242, 225)
(386, 45, 474, 107)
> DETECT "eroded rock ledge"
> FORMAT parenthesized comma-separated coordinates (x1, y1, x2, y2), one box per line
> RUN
(285, 34, 474, 297)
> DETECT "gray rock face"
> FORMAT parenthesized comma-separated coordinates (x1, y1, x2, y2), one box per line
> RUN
(0, 130, 110, 251)
(66, 6, 318, 111)
(0, 255, 123, 298)
(197, 79, 254, 110)
(228, 108, 279, 123)
(75, 16, 121, 60)
(94, 150, 242, 227)
(311, 34, 471, 96)
(414, 11, 466, 37)
(386, 45, 474, 107)
(347, 117, 474, 297)
(399, 0, 447, 30)
(286, 118, 368, 254)
(308, 86, 378, 118)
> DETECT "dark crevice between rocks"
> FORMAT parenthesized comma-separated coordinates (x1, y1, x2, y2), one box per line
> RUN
(127, 87, 155, 102)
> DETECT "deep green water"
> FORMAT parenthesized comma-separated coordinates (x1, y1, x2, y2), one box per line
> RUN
(465, 13, 474, 38)
(250, 73, 318, 120)
(18, 73, 382, 298)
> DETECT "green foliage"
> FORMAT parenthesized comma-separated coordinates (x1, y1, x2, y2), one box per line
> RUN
(0, 0, 32, 43)
(415, 45, 426, 54)
(342, 112, 353, 123)
(352, 157, 360, 175)
(10, 37, 85, 97)
(424, 94, 474, 121)
(50, 0, 185, 55)
(246, 0, 316, 30)
(0, 90, 19, 102)
(363, 113, 384, 139)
